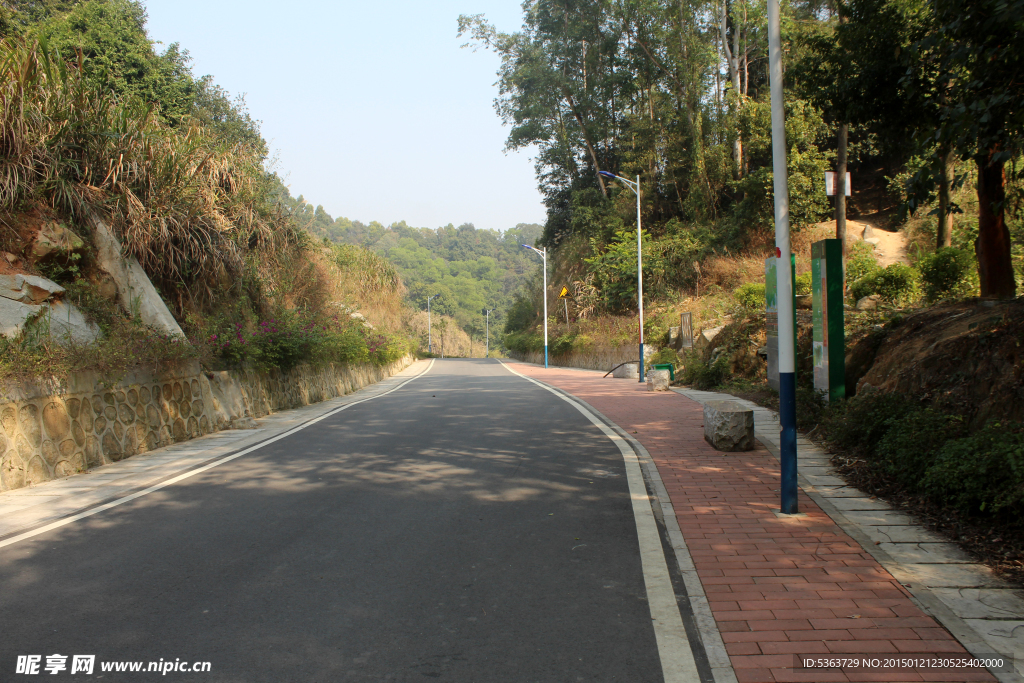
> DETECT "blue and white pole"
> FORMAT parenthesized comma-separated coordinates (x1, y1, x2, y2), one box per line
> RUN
(769, 0, 798, 514)
(522, 245, 549, 368)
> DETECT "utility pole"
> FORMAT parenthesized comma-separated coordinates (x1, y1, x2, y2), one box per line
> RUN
(484, 308, 494, 358)
(769, 0, 798, 515)
(427, 294, 437, 355)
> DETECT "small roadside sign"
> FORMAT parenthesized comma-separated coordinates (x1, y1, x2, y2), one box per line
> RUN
(558, 286, 569, 298)
(824, 171, 851, 196)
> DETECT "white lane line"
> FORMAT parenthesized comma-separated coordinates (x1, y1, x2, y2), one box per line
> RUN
(0, 360, 435, 550)
(500, 361, 700, 683)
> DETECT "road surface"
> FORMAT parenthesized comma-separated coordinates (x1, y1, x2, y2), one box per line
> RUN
(0, 359, 704, 682)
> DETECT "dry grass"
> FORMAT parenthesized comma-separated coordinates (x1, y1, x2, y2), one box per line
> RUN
(405, 310, 472, 357)
(0, 38, 290, 310)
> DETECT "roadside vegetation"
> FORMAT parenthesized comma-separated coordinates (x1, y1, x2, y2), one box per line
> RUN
(0, 0, 415, 386)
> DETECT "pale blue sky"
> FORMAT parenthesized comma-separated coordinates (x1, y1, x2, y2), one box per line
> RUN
(142, 0, 545, 233)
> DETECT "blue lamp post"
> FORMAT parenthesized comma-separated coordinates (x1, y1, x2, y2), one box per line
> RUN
(522, 244, 548, 368)
(599, 171, 645, 382)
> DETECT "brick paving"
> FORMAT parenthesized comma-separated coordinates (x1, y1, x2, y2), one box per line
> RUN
(508, 362, 994, 683)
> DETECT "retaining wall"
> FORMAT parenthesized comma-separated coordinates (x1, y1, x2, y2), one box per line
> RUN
(0, 355, 414, 492)
(510, 347, 640, 373)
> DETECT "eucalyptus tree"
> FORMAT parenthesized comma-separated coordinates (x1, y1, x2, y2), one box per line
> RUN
(458, 1, 624, 213)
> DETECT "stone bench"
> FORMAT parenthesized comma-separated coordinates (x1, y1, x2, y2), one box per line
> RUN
(646, 369, 671, 391)
(703, 400, 755, 451)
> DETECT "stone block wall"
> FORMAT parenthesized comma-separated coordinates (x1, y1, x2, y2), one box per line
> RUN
(510, 347, 641, 373)
(0, 355, 414, 492)
(225, 357, 413, 420)
(0, 361, 213, 491)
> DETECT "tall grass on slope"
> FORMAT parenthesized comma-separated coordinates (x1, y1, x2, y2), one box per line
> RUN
(0, 37, 292, 309)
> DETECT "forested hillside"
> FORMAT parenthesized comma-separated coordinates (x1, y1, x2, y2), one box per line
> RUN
(293, 201, 544, 336)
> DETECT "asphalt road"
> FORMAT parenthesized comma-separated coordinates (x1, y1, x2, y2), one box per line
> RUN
(0, 359, 672, 682)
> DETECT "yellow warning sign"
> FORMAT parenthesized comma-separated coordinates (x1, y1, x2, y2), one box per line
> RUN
(558, 286, 569, 298)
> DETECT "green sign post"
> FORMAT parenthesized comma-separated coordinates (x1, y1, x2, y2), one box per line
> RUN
(765, 254, 796, 392)
(811, 239, 845, 402)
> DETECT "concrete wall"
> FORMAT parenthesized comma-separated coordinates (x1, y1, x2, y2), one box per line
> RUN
(0, 356, 414, 492)
(509, 347, 640, 373)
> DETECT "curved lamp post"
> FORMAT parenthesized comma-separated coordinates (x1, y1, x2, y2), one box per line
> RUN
(599, 171, 645, 382)
(484, 308, 494, 358)
(522, 244, 548, 368)
(427, 294, 437, 355)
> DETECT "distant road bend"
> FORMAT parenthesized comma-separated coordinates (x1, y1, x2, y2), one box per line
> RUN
(0, 359, 710, 682)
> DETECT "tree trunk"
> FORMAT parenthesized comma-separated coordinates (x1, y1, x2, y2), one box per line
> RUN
(720, 0, 744, 179)
(936, 145, 955, 248)
(836, 123, 848, 270)
(564, 92, 607, 197)
(975, 154, 1016, 298)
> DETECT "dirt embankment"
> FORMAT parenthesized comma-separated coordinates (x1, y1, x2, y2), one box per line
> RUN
(852, 299, 1024, 427)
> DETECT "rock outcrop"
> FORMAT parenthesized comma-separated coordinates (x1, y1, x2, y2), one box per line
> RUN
(0, 273, 99, 343)
(87, 214, 184, 338)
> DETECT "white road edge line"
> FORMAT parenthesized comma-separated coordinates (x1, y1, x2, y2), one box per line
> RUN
(0, 359, 436, 551)
(500, 360, 700, 683)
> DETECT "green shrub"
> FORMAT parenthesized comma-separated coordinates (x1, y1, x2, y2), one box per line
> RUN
(734, 282, 766, 310)
(875, 408, 965, 487)
(795, 272, 812, 296)
(848, 274, 875, 302)
(795, 386, 829, 431)
(848, 263, 921, 305)
(204, 311, 411, 370)
(922, 422, 1024, 515)
(551, 333, 575, 355)
(823, 388, 920, 456)
(846, 241, 879, 283)
(918, 247, 978, 302)
(364, 330, 410, 365)
(503, 330, 544, 354)
(681, 352, 730, 390)
(647, 347, 680, 372)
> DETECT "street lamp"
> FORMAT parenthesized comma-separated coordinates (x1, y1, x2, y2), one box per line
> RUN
(427, 294, 437, 355)
(768, 0, 798, 514)
(599, 170, 645, 382)
(522, 244, 548, 368)
(484, 308, 494, 358)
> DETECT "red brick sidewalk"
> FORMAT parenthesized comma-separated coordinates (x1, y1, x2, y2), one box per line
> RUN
(507, 362, 993, 683)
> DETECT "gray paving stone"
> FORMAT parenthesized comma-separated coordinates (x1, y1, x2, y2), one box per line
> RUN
(879, 542, 975, 564)
(961, 619, 1024, 674)
(828, 496, 893, 511)
(859, 524, 945, 544)
(900, 562, 1008, 588)
(842, 510, 916, 526)
(801, 473, 852, 487)
(816, 486, 874, 498)
(932, 589, 1024, 619)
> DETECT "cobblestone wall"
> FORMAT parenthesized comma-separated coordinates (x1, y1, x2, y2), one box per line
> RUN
(0, 356, 414, 492)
